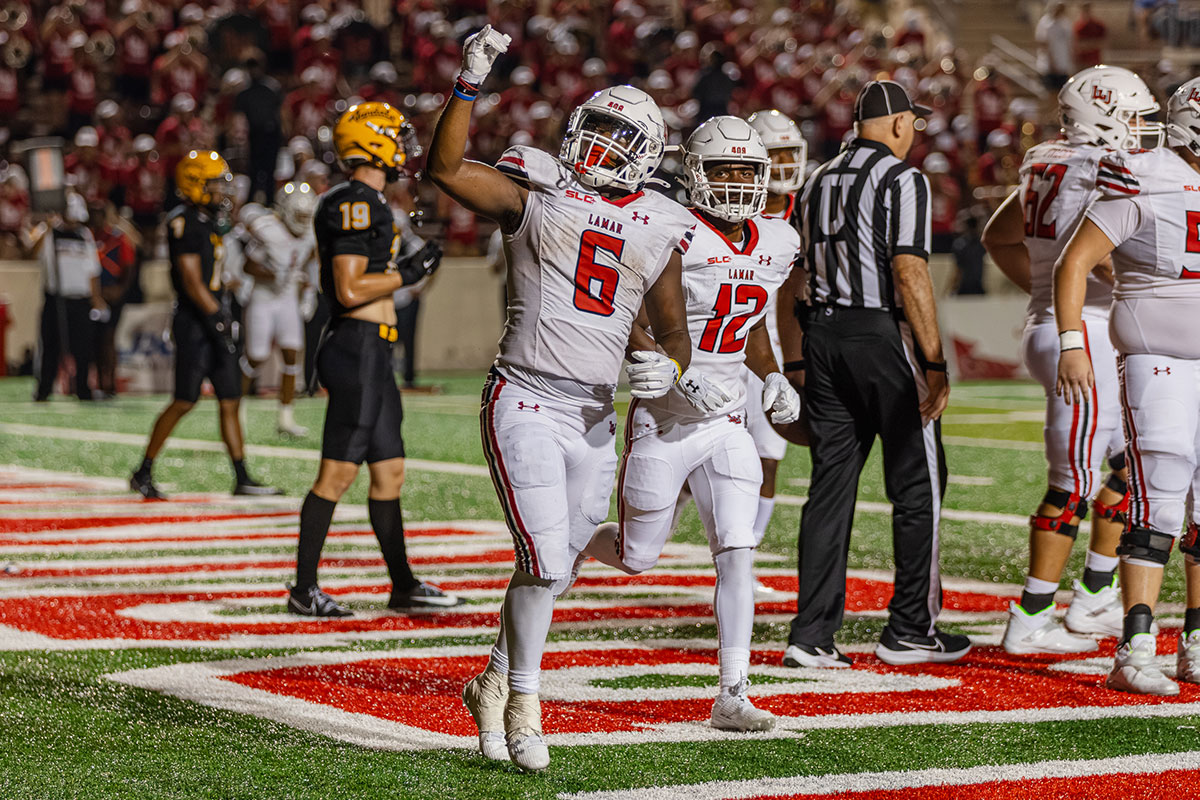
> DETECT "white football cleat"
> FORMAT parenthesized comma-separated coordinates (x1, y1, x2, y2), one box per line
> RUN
(1178, 630, 1200, 684)
(1064, 578, 1124, 637)
(461, 670, 509, 761)
(1002, 601, 1098, 655)
(710, 678, 775, 732)
(1107, 633, 1179, 696)
(505, 691, 549, 772)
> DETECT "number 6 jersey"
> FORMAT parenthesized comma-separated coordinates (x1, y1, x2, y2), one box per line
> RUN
(494, 145, 697, 392)
(1019, 140, 1113, 325)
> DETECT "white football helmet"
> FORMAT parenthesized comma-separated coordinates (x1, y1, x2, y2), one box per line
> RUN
(559, 85, 666, 193)
(274, 181, 318, 237)
(747, 109, 808, 194)
(684, 116, 770, 222)
(1167, 77, 1200, 156)
(1058, 65, 1163, 150)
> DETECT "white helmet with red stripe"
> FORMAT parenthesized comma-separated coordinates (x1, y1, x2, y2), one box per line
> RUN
(1167, 77, 1200, 156)
(747, 109, 808, 194)
(1058, 65, 1163, 149)
(559, 85, 666, 192)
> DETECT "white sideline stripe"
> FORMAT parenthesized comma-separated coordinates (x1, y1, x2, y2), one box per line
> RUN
(943, 434, 1043, 451)
(558, 751, 1200, 800)
(941, 411, 1044, 425)
(773, 495, 1031, 528)
(0, 423, 491, 478)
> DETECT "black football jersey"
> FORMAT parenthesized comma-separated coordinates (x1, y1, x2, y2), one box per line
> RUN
(315, 180, 400, 317)
(166, 203, 224, 313)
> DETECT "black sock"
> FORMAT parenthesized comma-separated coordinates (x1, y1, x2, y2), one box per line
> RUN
(1186, 607, 1200, 636)
(296, 492, 336, 591)
(1082, 567, 1115, 593)
(1019, 590, 1055, 615)
(368, 497, 417, 592)
(1123, 603, 1154, 642)
(232, 459, 250, 483)
(137, 457, 153, 476)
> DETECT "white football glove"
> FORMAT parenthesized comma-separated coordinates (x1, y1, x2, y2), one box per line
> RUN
(460, 24, 511, 86)
(679, 367, 734, 412)
(625, 351, 679, 399)
(762, 372, 801, 424)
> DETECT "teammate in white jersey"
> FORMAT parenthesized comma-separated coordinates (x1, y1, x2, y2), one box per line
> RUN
(982, 66, 1162, 655)
(742, 109, 807, 542)
(427, 27, 721, 771)
(239, 181, 318, 437)
(1056, 78, 1200, 696)
(584, 116, 802, 731)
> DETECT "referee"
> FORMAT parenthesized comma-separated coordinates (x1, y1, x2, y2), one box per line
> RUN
(780, 81, 969, 668)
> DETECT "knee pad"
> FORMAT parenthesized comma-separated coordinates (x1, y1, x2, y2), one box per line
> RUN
(1031, 488, 1086, 539)
(1117, 526, 1175, 565)
(1182, 522, 1200, 561)
(1092, 478, 1130, 524)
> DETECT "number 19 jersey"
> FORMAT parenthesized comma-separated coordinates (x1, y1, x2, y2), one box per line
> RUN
(1020, 140, 1112, 324)
(494, 146, 697, 392)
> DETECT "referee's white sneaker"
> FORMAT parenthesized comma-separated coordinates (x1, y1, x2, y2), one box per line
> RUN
(1107, 633, 1178, 695)
(783, 642, 852, 669)
(710, 678, 775, 732)
(1064, 578, 1124, 637)
(461, 670, 509, 761)
(505, 691, 549, 772)
(1002, 601, 1098, 655)
(876, 628, 972, 665)
(1177, 630, 1200, 685)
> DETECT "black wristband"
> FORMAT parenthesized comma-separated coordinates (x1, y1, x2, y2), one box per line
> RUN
(923, 360, 947, 373)
(783, 360, 806, 372)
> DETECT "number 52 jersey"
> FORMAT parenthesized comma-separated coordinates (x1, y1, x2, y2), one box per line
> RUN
(1019, 140, 1114, 324)
(494, 145, 697, 391)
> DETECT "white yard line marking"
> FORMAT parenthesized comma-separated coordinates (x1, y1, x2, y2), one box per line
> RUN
(773, 495, 1030, 527)
(942, 434, 1043, 451)
(558, 751, 1200, 800)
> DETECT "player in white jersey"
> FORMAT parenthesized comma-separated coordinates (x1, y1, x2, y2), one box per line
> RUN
(744, 109, 808, 542)
(982, 66, 1162, 655)
(1056, 77, 1200, 696)
(239, 181, 318, 437)
(582, 116, 802, 731)
(427, 27, 723, 771)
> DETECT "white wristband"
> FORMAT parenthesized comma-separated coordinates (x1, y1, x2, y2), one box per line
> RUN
(1059, 330, 1085, 352)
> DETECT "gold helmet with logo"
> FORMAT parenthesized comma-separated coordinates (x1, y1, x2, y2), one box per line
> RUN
(333, 101, 419, 180)
(176, 149, 232, 208)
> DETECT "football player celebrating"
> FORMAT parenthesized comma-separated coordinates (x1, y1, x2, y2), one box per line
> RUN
(744, 109, 808, 542)
(240, 181, 319, 438)
(585, 116, 802, 731)
(428, 27, 715, 771)
(130, 150, 279, 499)
(287, 102, 452, 618)
(982, 66, 1161, 654)
(1055, 77, 1200, 696)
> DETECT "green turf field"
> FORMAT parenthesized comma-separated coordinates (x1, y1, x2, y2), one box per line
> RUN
(1, 375, 1197, 800)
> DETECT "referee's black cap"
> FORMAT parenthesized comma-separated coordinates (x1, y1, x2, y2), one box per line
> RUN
(853, 80, 932, 122)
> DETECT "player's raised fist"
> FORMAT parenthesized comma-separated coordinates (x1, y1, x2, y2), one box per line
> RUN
(460, 25, 511, 86)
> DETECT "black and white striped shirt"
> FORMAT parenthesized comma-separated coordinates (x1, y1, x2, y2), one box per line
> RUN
(794, 138, 931, 310)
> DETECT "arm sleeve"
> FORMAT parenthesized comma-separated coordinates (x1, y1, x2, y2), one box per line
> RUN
(891, 169, 931, 260)
(1084, 195, 1144, 247)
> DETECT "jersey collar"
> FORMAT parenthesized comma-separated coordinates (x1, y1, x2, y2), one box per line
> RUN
(762, 194, 795, 221)
(690, 208, 759, 256)
(598, 191, 645, 208)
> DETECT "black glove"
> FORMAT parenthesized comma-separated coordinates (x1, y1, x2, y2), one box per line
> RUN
(205, 309, 238, 356)
(396, 240, 443, 286)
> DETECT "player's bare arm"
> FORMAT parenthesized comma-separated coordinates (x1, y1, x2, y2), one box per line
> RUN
(242, 256, 276, 284)
(625, 306, 658, 358)
(982, 190, 1032, 294)
(331, 253, 405, 325)
(777, 263, 806, 389)
(1053, 217, 1115, 404)
(893, 253, 949, 420)
(641, 250, 691, 373)
(177, 252, 220, 316)
(427, 26, 527, 233)
(744, 321, 780, 381)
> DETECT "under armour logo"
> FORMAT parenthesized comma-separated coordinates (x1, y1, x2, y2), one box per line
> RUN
(609, 421, 616, 435)
(517, 401, 541, 411)
(632, 212, 650, 225)
(758, 254, 772, 266)
(1154, 367, 1171, 375)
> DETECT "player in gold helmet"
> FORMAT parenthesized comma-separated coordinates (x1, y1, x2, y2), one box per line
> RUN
(131, 149, 278, 499)
(287, 100, 451, 619)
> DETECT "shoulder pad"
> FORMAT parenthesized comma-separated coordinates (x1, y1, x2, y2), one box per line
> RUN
(1095, 150, 1144, 197)
(496, 145, 569, 192)
(238, 202, 271, 228)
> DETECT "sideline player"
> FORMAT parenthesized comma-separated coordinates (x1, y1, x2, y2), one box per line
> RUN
(585, 116, 802, 731)
(130, 150, 278, 499)
(287, 102, 453, 618)
(744, 109, 807, 541)
(240, 181, 318, 438)
(427, 27, 719, 771)
(1056, 77, 1200, 696)
(982, 66, 1160, 654)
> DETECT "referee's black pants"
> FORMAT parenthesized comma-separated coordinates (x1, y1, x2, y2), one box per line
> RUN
(37, 292, 94, 401)
(790, 306, 948, 647)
